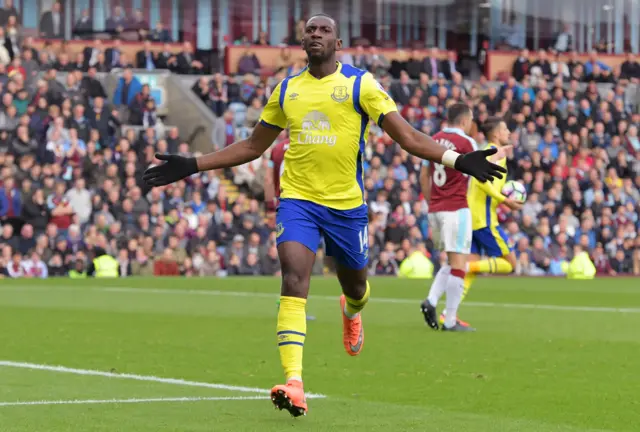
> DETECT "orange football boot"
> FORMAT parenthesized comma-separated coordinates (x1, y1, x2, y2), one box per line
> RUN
(271, 380, 307, 417)
(439, 312, 471, 328)
(340, 295, 364, 356)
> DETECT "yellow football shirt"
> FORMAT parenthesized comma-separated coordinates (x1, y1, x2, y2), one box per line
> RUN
(467, 143, 508, 230)
(259, 62, 398, 210)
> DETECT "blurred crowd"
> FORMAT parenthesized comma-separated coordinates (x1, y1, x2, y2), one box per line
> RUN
(195, 45, 640, 278)
(0, 19, 639, 277)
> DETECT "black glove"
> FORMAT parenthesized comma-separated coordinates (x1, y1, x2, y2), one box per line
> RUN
(142, 153, 199, 187)
(454, 147, 506, 182)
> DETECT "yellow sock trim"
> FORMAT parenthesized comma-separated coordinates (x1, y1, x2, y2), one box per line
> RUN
(277, 296, 307, 382)
(345, 281, 371, 316)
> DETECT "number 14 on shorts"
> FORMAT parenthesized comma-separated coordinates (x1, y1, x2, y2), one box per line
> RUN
(358, 226, 368, 255)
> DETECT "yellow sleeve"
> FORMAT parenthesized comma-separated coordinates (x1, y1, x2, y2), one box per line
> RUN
(473, 147, 507, 204)
(359, 72, 398, 126)
(258, 82, 287, 130)
(474, 178, 506, 204)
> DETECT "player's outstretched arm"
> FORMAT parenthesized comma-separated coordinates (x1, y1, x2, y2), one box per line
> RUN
(380, 112, 506, 183)
(142, 123, 281, 187)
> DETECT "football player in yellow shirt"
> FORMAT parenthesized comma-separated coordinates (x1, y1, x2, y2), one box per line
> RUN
(143, 13, 505, 417)
(442, 117, 522, 327)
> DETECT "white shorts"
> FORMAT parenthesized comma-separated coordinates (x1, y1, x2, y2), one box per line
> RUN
(428, 208, 472, 254)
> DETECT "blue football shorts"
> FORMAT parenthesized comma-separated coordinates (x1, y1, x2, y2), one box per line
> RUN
(276, 198, 369, 270)
(470, 225, 513, 257)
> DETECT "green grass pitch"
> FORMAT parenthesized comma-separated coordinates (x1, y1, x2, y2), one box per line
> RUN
(0, 276, 639, 431)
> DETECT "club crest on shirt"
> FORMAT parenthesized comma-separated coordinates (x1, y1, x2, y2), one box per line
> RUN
(331, 86, 349, 103)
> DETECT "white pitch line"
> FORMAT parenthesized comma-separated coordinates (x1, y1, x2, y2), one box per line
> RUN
(0, 361, 326, 399)
(0, 396, 267, 407)
(97, 286, 640, 314)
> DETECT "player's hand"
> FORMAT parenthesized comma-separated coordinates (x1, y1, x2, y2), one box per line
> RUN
(143, 153, 198, 187)
(454, 147, 507, 182)
(503, 198, 523, 211)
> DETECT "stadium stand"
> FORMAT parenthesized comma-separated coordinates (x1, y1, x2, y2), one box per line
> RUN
(0, 7, 639, 278)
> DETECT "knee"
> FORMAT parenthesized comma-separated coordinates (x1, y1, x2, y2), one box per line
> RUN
(344, 277, 368, 300)
(281, 270, 309, 298)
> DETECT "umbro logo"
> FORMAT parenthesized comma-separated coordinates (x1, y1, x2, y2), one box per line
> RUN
(289, 93, 299, 101)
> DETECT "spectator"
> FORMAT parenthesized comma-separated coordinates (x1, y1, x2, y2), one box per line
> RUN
(106, 39, 125, 69)
(39, 2, 63, 39)
(237, 47, 261, 76)
(10, 125, 37, 156)
(83, 40, 103, 69)
(199, 249, 221, 276)
(371, 251, 398, 275)
(74, 9, 93, 38)
(22, 188, 49, 233)
(367, 46, 390, 77)
(113, 67, 142, 111)
(0, 223, 18, 250)
(254, 31, 269, 46)
(0, 0, 19, 27)
(240, 252, 261, 275)
(80, 66, 107, 100)
(441, 51, 459, 80)
(389, 71, 414, 107)
(136, 40, 156, 70)
(176, 42, 203, 74)
(245, 97, 264, 128)
(5, 15, 21, 60)
(288, 19, 305, 46)
(0, 40, 10, 66)
(6, 251, 24, 277)
(275, 46, 293, 73)
(23, 250, 47, 278)
(149, 21, 171, 43)
(552, 23, 573, 52)
(65, 178, 91, 225)
(47, 181, 74, 234)
(154, 248, 179, 276)
(620, 53, 640, 82)
(584, 50, 611, 76)
(260, 244, 280, 275)
(47, 253, 66, 276)
(129, 9, 149, 40)
(192, 76, 211, 104)
(106, 5, 127, 37)
(0, 177, 21, 220)
(128, 84, 152, 125)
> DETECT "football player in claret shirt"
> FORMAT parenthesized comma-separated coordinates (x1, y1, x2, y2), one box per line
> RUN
(419, 103, 477, 332)
(143, 13, 505, 417)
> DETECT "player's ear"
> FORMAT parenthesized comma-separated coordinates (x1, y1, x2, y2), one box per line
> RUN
(336, 38, 343, 52)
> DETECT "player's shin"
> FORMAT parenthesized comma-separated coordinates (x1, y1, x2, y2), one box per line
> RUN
(344, 281, 370, 319)
(427, 265, 450, 306)
(444, 269, 465, 328)
(277, 296, 307, 383)
(461, 272, 475, 301)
